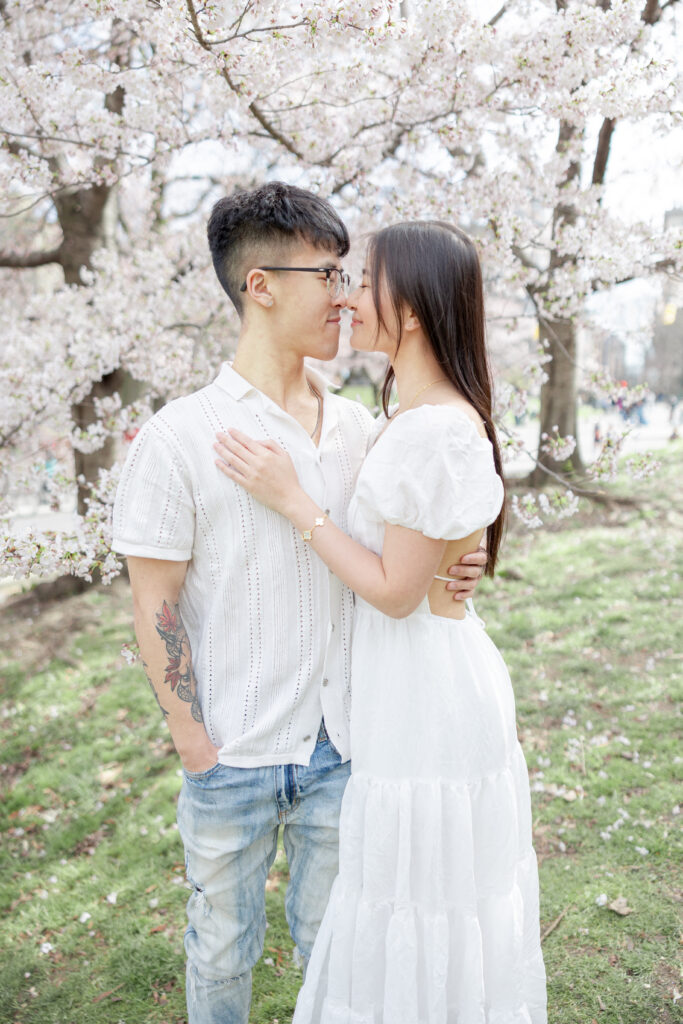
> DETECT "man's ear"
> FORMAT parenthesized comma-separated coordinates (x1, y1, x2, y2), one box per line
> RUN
(244, 268, 273, 308)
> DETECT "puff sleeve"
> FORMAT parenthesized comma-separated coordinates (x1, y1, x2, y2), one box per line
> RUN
(353, 405, 503, 540)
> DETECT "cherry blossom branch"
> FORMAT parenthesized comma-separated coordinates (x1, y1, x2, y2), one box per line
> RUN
(185, 0, 306, 161)
(210, 20, 310, 44)
(0, 376, 88, 450)
(499, 421, 633, 500)
(590, 0, 680, 191)
(228, 0, 255, 37)
(488, 4, 509, 26)
(642, 0, 678, 22)
(591, 117, 616, 186)
(0, 246, 63, 268)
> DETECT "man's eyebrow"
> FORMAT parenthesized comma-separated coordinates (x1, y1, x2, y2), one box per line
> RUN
(320, 260, 342, 269)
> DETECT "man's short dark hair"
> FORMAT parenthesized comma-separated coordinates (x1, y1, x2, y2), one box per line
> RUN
(207, 181, 350, 316)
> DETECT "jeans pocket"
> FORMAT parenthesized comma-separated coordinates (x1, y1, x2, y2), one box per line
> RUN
(182, 761, 223, 783)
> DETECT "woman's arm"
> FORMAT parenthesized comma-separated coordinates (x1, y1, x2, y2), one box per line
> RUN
(285, 490, 446, 618)
(215, 430, 446, 618)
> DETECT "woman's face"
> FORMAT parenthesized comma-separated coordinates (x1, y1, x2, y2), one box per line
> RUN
(347, 263, 399, 357)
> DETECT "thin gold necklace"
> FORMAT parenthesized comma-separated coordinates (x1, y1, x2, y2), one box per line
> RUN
(404, 377, 448, 411)
(307, 380, 322, 439)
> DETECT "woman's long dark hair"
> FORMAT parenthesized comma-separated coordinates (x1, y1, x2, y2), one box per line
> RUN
(368, 220, 506, 575)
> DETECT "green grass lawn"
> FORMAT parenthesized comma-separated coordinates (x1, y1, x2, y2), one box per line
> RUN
(1, 444, 681, 1024)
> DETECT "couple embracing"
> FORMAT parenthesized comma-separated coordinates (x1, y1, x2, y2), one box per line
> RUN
(112, 181, 547, 1024)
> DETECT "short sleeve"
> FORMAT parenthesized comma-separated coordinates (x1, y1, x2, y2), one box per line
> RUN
(112, 415, 195, 560)
(353, 405, 503, 540)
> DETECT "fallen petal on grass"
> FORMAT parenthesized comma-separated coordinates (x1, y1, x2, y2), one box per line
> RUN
(607, 896, 633, 916)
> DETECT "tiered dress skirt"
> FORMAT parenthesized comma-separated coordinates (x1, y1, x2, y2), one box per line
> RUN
(293, 601, 547, 1024)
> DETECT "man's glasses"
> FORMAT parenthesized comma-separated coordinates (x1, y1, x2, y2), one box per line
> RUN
(239, 266, 351, 299)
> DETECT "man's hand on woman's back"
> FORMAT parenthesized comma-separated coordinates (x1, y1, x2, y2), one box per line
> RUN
(445, 546, 488, 601)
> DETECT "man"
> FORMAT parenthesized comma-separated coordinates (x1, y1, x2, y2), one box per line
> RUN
(112, 181, 486, 1023)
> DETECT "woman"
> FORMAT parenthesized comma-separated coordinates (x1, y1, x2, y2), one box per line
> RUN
(215, 221, 547, 1023)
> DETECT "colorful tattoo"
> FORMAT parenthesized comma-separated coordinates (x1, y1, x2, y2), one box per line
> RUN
(154, 600, 203, 723)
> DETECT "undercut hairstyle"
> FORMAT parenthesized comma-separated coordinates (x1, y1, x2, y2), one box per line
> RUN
(207, 181, 350, 316)
(367, 220, 507, 576)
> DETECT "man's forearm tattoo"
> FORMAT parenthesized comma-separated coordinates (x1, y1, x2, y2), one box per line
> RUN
(141, 660, 169, 719)
(153, 600, 204, 723)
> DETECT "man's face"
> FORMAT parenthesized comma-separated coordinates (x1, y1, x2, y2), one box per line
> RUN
(261, 241, 347, 362)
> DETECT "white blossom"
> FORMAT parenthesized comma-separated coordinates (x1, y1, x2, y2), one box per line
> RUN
(0, 0, 680, 578)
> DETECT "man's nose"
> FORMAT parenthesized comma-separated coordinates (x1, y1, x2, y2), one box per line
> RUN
(332, 290, 348, 308)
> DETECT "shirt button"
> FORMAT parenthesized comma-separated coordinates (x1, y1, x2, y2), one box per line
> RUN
(330, 623, 335, 631)
(303, 735, 311, 742)
(322, 678, 329, 687)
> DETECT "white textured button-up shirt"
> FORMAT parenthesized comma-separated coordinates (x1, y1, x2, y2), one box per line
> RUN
(112, 363, 375, 767)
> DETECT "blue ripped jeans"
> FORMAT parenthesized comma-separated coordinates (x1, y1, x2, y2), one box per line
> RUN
(176, 722, 350, 1024)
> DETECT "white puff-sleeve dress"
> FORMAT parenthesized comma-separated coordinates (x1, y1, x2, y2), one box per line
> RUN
(293, 406, 547, 1024)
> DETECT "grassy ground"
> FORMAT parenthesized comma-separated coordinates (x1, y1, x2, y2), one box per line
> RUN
(1, 444, 681, 1024)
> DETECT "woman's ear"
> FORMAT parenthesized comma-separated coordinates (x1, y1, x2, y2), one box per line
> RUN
(404, 306, 421, 333)
(244, 268, 274, 308)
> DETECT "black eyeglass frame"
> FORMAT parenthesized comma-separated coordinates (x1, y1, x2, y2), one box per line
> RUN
(239, 266, 351, 296)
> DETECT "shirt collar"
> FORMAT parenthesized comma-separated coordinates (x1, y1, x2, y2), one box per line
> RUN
(214, 361, 336, 402)
(214, 362, 258, 400)
(304, 363, 336, 394)
(212, 361, 341, 442)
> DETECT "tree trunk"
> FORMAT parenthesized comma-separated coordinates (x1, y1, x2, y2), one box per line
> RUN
(71, 369, 129, 516)
(53, 182, 129, 515)
(57, 31, 140, 516)
(529, 117, 585, 487)
(528, 0, 673, 487)
(529, 317, 584, 486)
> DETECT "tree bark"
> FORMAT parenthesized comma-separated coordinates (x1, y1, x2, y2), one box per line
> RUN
(530, 117, 585, 486)
(54, 29, 141, 517)
(528, 0, 678, 487)
(592, 117, 616, 186)
(529, 317, 583, 486)
(52, 181, 130, 515)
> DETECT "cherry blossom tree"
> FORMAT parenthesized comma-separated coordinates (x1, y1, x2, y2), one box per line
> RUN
(0, 0, 404, 580)
(521, 0, 681, 485)
(0, 0, 680, 582)
(351, 0, 682, 487)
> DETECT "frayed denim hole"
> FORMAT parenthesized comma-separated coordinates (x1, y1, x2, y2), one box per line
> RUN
(184, 853, 210, 917)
